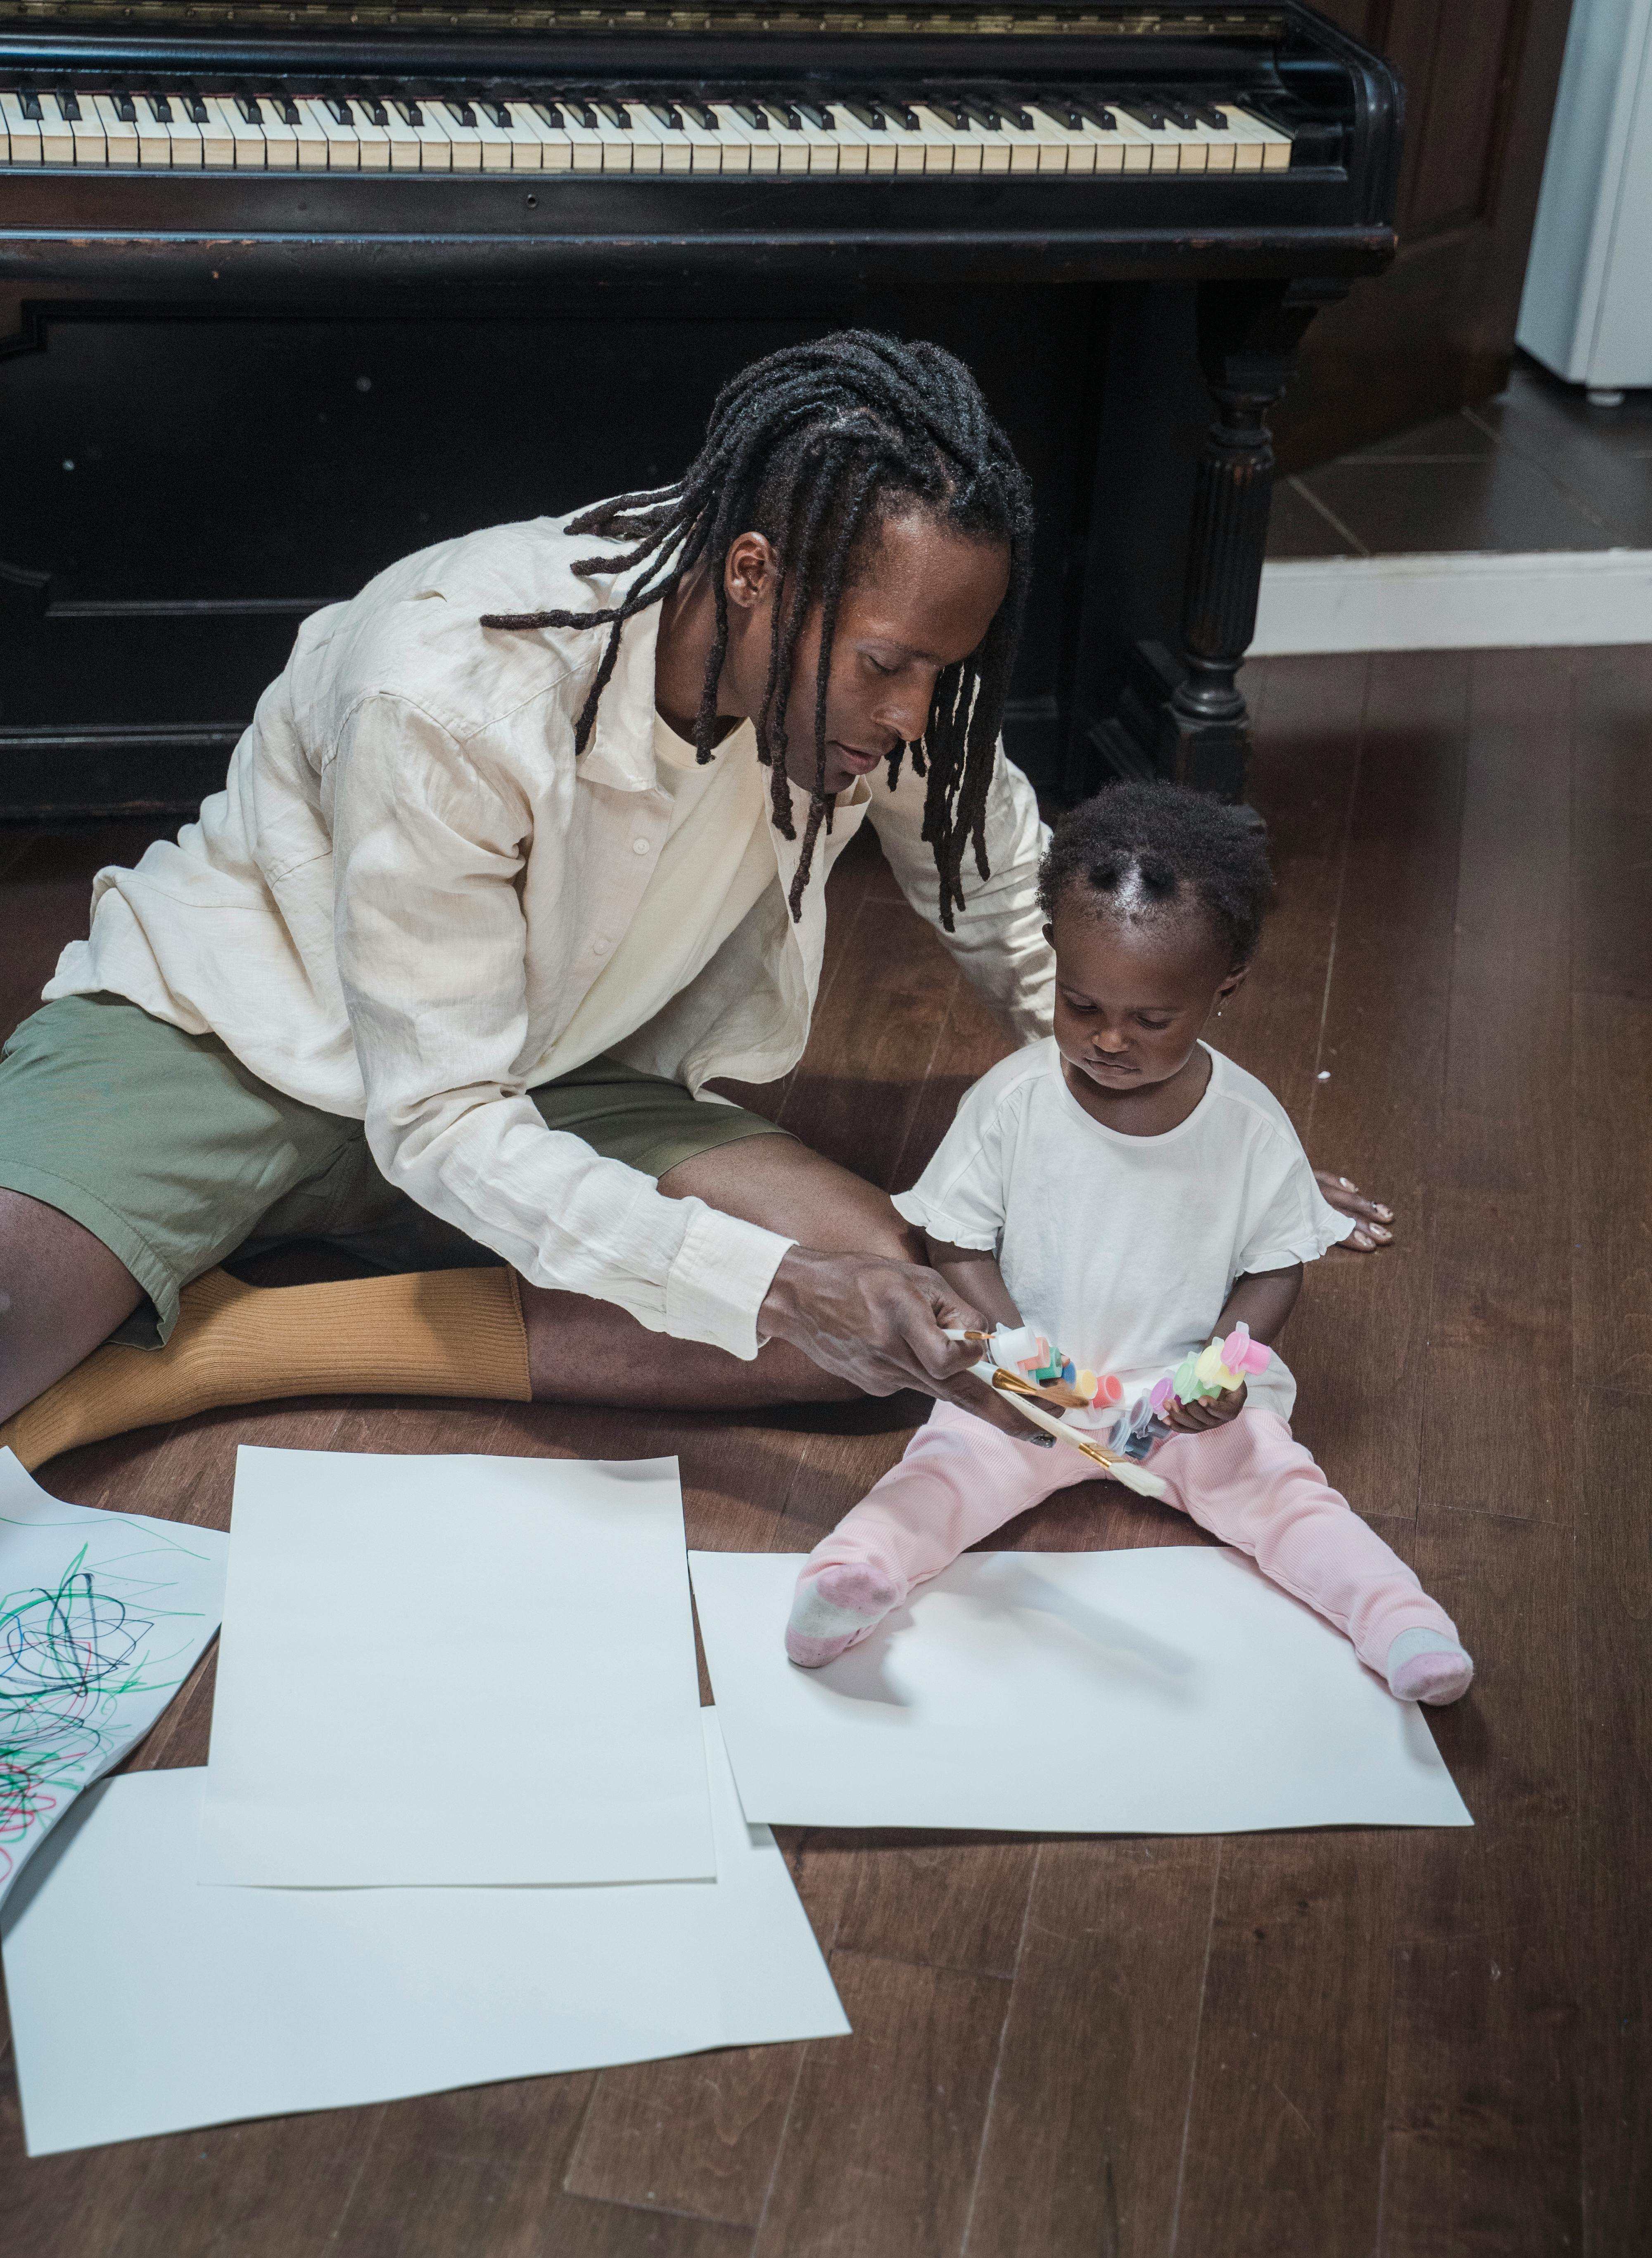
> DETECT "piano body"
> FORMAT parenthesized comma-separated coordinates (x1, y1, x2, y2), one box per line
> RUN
(0, 2, 1401, 818)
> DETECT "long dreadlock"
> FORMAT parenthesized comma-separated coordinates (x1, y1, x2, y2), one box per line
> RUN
(479, 331, 1033, 928)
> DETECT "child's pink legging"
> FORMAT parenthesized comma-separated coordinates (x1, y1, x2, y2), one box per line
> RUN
(800, 1401, 1459, 1675)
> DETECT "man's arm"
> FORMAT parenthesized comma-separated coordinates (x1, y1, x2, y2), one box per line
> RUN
(328, 694, 998, 1399)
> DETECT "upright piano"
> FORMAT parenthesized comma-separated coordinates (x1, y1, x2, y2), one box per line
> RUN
(0, 2, 1401, 817)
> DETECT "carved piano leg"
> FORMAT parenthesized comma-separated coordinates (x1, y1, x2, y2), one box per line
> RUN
(1157, 278, 1350, 800)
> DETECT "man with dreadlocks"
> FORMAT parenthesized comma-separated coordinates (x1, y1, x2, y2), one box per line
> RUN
(0, 332, 1391, 1469)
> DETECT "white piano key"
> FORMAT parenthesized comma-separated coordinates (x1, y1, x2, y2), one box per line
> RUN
(629, 102, 688, 173)
(147, 98, 200, 167)
(911, 104, 980, 175)
(699, 103, 750, 173)
(346, 97, 393, 170)
(1105, 111, 1156, 173)
(92, 94, 140, 165)
(830, 105, 897, 175)
(746, 102, 812, 175)
(1219, 102, 1293, 171)
(795, 104, 855, 173)
(469, 104, 516, 171)
(512, 102, 574, 171)
(944, 103, 1014, 175)
(188, 95, 236, 167)
(310, 96, 360, 169)
(1025, 103, 1101, 174)
(674, 104, 729, 173)
(218, 95, 268, 169)
(289, 96, 333, 168)
(253, 98, 300, 169)
(544, 99, 606, 172)
(60, 93, 105, 164)
(988, 105, 1046, 174)
(708, 102, 779, 175)
(0, 90, 45, 162)
(598, 104, 659, 173)
(380, 100, 423, 169)
(436, 99, 483, 170)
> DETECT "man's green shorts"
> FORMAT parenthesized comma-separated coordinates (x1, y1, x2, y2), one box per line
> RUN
(0, 993, 790, 1349)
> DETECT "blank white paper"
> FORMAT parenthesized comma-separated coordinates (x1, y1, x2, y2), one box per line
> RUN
(199, 1448, 713, 1886)
(2, 1710, 848, 2156)
(0, 1448, 226, 1908)
(689, 1547, 1473, 1835)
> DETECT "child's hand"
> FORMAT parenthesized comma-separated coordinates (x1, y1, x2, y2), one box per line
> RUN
(1162, 1379, 1247, 1433)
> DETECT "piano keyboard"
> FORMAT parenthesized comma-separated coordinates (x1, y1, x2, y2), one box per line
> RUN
(0, 86, 1296, 173)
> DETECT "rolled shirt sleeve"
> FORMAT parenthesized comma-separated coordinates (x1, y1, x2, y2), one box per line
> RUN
(866, 737, 1054, 1045)
(328, 693, 794, 1358)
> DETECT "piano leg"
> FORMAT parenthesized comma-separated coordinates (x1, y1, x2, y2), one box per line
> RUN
(1161, 278, 1351, 799)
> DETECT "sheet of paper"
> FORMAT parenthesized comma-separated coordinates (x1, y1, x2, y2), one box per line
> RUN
(199, 1448, 713, 1887)
(0, 1448, 226, 1909)
(690, 1547, 1473, 1834)
(2, 1709, 848, 2156)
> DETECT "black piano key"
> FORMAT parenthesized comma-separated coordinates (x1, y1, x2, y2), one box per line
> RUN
(790, 97, 833, 131)
(54, 88, 83, 122)
(143, 92, 173, 123)
(950, 94, 1002, 132)
(928, 96, 973, 131)
(477, 97, 510, 128)
(182, 93, 210, 126)
(235, 93, 262, 125)
(839, 97, 886, 131)
(595, 100, 631, 129)
(113, 90, 137, 123)
(645, 100, 682, 131)
(733, 100, 769, 130)
(1069, 94, 1120, 132)
(561, 95, 601, 130)
(678, 96, 718, 131)
(1115, 98, 1171, 132)
(17, 85, 43, 121)
(864, 94, 922, 132)
(444, 99, 477, 128)
(534, 99, 566, 128)
(393, 96, 423, 127)
(325, 95, 353, 125)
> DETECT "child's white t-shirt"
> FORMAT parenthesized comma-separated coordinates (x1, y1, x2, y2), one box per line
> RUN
(892, 1038, 1351, 1427)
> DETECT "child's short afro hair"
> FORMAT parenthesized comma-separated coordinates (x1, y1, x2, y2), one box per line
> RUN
(1038, 780, 1273, 967)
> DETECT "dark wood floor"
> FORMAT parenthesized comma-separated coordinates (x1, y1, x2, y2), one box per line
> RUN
(2, 646, 1647, 2257)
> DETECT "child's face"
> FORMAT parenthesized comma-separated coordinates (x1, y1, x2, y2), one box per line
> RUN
(1045, 892, 1245, 1096)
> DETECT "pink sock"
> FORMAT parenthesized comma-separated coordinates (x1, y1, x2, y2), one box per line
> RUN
(786, 1561, 904, 1669)
(1385, 1626, 1474, 1705)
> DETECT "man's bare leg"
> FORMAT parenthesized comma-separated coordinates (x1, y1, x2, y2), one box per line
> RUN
(0, 1188, 145, 1423)
(521, 1137, 924, 1410)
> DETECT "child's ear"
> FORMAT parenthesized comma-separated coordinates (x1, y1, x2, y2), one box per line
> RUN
(1218, 959, 1253, 1005)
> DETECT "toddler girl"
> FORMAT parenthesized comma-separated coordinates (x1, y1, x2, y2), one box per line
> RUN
(785, 781, 1474, 1707)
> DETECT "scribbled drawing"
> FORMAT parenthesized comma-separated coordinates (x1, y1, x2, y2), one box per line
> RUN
(0, 1547, 202, 1887)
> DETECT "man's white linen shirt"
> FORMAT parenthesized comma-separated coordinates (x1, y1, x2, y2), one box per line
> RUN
(47, 515, 1054, 1358)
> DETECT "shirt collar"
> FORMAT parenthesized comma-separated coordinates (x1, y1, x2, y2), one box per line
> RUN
(579, 599, 665, 793)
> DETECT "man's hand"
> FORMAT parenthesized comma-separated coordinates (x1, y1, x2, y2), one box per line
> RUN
(759, 1246, 1029, 1435)
(1161, 1379, 1247, 1434)
(1314, 1170, 1394, 1252)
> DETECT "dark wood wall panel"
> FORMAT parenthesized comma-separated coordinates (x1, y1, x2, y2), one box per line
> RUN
(1275, 0, 1577, 469)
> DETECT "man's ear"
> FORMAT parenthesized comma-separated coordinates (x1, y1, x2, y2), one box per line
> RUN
(724, 531, 779, 613)
(1042, 921, 1054, 947)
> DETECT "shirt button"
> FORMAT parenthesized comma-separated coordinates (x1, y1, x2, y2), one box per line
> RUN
(593, 938, 610, 957)
(632, 837, 652, 855)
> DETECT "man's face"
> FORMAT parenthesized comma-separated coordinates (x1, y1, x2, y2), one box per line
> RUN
(723, 511, 1012, 800)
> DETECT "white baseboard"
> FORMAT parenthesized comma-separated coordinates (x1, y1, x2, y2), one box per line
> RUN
(1251, 548, 1652, 655)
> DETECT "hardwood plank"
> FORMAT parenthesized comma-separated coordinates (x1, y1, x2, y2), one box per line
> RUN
(1173, 1835, 1399, 2258)
(103, 2109, 387, 2258)
(1573, 1388, 1652, 2253)
(1571, 643, 1652, 1004)
(752, 1953, 1011, 2258)
(1220, 649, 1370, 1118)
(773, 898, 965, 1191)
(826, 1839, 1034, 1982)
(330, 2074, 597, 2258)
(1571, 966, 1652, 1402)
(1379, 1838, 1582, 2258)
(1282, 649, 1469, 1520)
(961, 1838, 1217, 2258)
(565, 2050, 805, 2230)
(1415, 649, 1573, 1525)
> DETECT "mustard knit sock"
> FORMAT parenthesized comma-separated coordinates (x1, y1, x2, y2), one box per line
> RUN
(0, 1266, 533, 1474)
